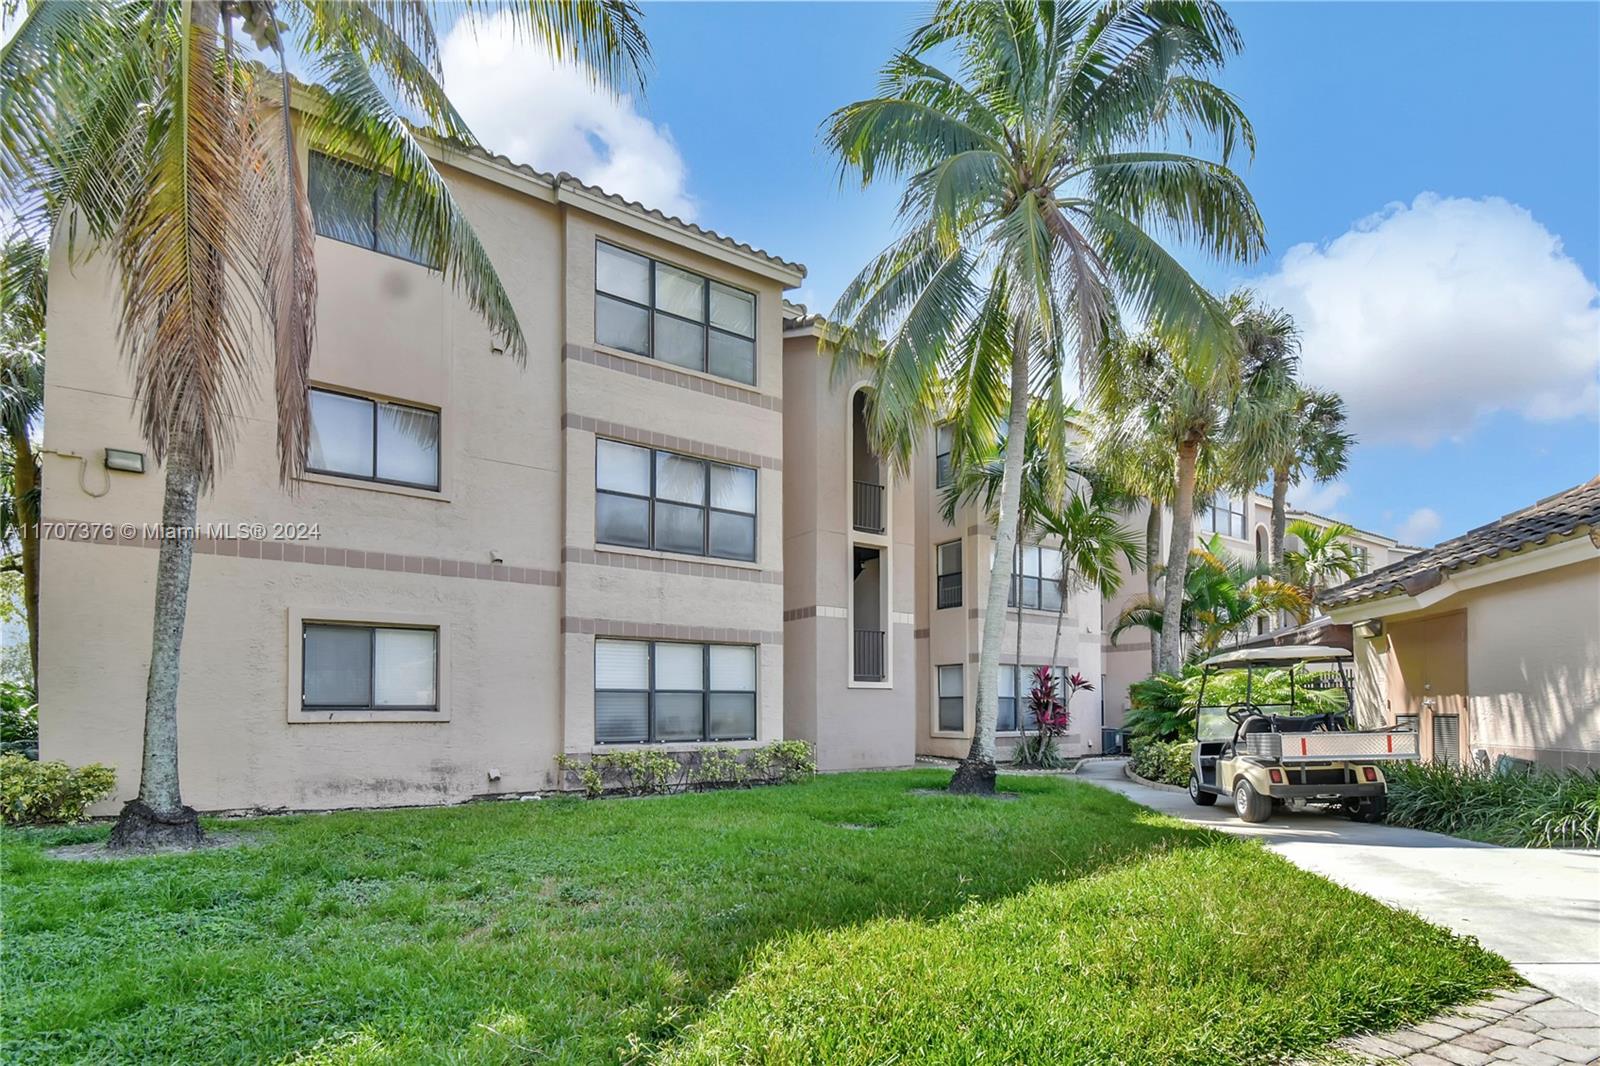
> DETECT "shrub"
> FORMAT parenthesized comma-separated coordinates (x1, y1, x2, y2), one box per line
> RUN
(1386, 761, 1600, 848)
(556, 741, 815, 798)
(1128, 739, 1193, 787)
(1126, 666, 1349, 748)
(1125, 673, 1191, 744)
(0, 754, 116, 825)
(0, 682, 38, 760)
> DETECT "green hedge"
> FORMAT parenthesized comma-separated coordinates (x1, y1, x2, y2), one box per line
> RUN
(1128, 740, 1194, 787)
(0, 755, 116, 825)
(1386, 762, 1600, 848)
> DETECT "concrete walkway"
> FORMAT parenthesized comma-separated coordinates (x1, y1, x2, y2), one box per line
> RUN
(1074, 758, 1600, 1016)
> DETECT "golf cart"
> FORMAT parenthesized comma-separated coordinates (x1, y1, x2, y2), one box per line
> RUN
(1187, 644, 1419, 824)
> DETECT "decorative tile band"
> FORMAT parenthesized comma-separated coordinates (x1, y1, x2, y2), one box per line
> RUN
(41, 521, 561, 587)
(564, 546, 782, 584)
(782, 605, 848, 622)
(565, 344, 782, 412)
(561, 616, 782, 644)
(914, 628, 930, 639)
(562, 413, 781, 471)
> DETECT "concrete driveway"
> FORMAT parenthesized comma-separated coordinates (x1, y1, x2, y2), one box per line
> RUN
(1075, 758, 1600, 1014)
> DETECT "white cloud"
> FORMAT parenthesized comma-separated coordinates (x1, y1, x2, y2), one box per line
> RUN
(439, 14, 695, 220)
(1396, 507, 1443, 546)
(1254, 194, 1599, 447)
(1289, 480, 1350, 518)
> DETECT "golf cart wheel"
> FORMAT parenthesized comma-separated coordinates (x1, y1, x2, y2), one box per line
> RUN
(1346, 796, 1388, 824)
(1188, 771, 1217, 806)
(1233, 779, 1272, 823)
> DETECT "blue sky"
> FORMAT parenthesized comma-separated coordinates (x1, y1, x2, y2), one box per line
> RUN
(445, 1, 1599, 547)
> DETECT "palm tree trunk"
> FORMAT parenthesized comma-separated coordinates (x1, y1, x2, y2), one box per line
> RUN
(11, 429, 39, 685)
(109, 439, 204, 849)
(1145, 498, 1162, 674)
(1270, 465, 1289, 574)
(951, 332, 1030, 795)
(1014, 541, 1023, 746)
(1157, 440, 1200, 675)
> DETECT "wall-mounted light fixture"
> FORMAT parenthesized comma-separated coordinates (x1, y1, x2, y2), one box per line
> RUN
(104, 448, 146, 474)
(1353, 618, 1384, 640)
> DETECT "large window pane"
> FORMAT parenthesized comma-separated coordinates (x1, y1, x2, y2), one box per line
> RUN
(654, 313, 704, 371)
(596, 440, 651, 495)
(938, 541, 961, 575)
(595, 639, 648, 689)
(373, 628, 437, 706)
(708, 331, 754, 384)
(597, 294, 650, 355)
(595, 691, 648, 743)
(596, 243, 650, 303)
(308, 390, 374, 478)
(655, 453, 706, 504)
(709, 282, 754, 336)
(595, 493, 650, 548)
(375, 404, 439, 487)
(1040, 579, 1062, 612)
(709, 692, 756, 740)
(655, 263, 705, 320)
(709, 645, 756, 691)
(373, 180, 435, 266)
(308, 153, 376, 248)
(655, 503, 704, 554)
(654, 642, 704, 690)
(1022, 547, 1042, 577)
(708, 512, 755, 560)
(938, 664, 964, 730)
(710, 463, 756, 513)
(654, 692, 703, 741)
(304, 625, 373, 706)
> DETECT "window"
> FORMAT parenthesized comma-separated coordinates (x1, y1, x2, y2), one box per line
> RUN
(595, 440, 756, 561)
(936, 540, 962, 609)
(307, 388, 441, 490)
(1199, 495, 1247, 539)
(935, 425, 953, 488)
(594, 242, 757, 384)
(308, 152, 436, 267)
(594, 639, 757, 743)
(302, 623, 438, 711)
(1009, 545, 1063, 611)
(937, 665, 964, 732)
(1356, 546, 1371, 574)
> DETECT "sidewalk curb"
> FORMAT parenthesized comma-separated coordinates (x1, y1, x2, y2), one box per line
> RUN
(1123, 761, 1186, 794)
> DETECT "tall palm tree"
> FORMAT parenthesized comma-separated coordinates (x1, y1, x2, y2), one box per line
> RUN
(0, 238, 45, 685)
(826, 0, 1262, 793)
(1283, 518, 1362, 616)
(0, 0, 647, 847)
(1035, 488, 1141, 676)
(1265, 388, 1352, 571)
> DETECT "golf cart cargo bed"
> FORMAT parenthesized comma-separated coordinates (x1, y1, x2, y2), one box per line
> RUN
(1241, 730, 1419, 763)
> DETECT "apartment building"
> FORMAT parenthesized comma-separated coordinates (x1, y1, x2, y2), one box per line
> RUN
(1101, 494, 1417, 730)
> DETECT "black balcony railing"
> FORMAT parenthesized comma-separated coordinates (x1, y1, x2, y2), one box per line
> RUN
(937, 572, 962, 609)
(853, 629, 886, 682)
(852, 480, 885, 534)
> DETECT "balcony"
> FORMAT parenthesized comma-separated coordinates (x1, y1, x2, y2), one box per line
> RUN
(853, 628, 886, 682)
(852, 480, 885, 535)
(937, 572, 962, 609)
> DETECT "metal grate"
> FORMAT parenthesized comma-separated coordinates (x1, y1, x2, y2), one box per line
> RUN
(852, 481, 885, 534)
(936, 573, 962, 609)
(1432, 714, 1461, 767)
(853, 629, 885, 682)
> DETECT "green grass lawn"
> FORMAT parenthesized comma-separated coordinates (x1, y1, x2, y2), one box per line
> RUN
(1, 771, 1511, 1065)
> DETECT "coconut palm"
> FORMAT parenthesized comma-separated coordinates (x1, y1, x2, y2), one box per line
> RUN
(1265, 388, 1353, 571)
(826, 0, 1262, 793)
(0, 238, 45, 685)
(0, 0, 648, 847)
(1283, 518, 1362, 615)
(1034, 488, 1141, 676)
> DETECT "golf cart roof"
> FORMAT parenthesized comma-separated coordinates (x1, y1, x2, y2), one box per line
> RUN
(1199, 645, 1353, 669)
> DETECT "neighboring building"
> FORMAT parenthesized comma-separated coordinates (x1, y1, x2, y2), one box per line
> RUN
(1321, 478, 1600, 771)
(1101, 493, 1415, 731)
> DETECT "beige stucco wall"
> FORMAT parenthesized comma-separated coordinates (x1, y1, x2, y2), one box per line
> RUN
(38, 135, 800, 812)
(1347, 555, 1600, 769)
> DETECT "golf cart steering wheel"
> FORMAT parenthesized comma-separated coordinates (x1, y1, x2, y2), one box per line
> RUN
(1226, 703, 1263, 724)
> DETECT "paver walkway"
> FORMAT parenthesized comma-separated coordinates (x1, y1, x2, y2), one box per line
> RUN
(1070, 758, 1600, 1063)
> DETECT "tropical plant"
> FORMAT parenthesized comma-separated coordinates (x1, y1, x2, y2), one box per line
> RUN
(0, 237, 44, 684)
(1125, 673, 1192, 744)
(1261, 387, 1352, 571)
(1015, 667, 1093, 769)
(1034, 488, 1141, 677)
(1283, 518, 1363, 614)
(0, 1, 648, 847)
(826, 0, 1263, 792)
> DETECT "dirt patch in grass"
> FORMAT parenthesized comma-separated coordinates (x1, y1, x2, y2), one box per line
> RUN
(47, 832, 257, 862)
(908, 787, 1022, 800)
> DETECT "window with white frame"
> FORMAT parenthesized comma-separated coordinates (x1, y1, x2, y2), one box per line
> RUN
(307, 152, 437, 268)
(594, 242, 757, 384)
(593, 639, 757, 743)
(1009, 545, 1063, 611)
(1199, 495, 1247, 539)
(937, 664, 964, 732)
(307, 387, 441, 490)
(594, 439, 757, 561)
(936, 540, 962, 609)
(302, 623, 438, 711)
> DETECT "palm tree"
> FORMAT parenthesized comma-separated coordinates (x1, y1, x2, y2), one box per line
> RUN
(1265, 388, 1353, 571)
(826, 0, 1262, 793)
(1035, 489, 1141, 676)
(1283, 518, 1362, 616)
(0, 1, 648, 847)
(0, 238, 45, 685)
